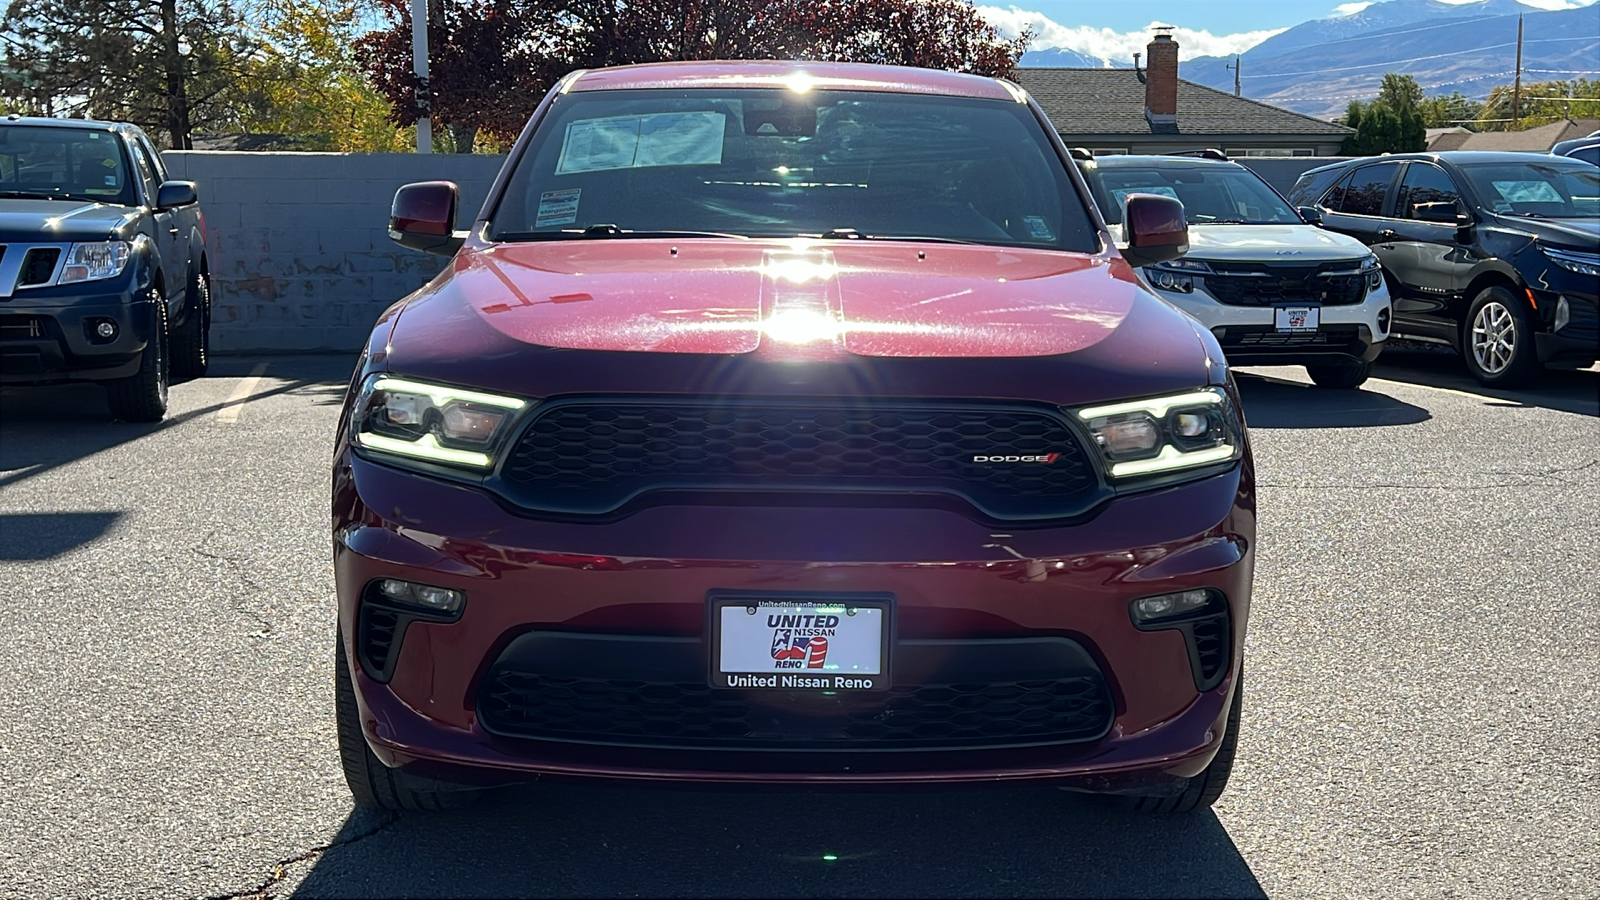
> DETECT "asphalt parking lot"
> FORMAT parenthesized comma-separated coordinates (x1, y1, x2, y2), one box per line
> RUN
(0, 348, 1595, 900)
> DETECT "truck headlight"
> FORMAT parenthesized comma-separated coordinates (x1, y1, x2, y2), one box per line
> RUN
(59, 241, 132, 284)
(351, 375, 529, 469)
(1073, 388, 1242, 479)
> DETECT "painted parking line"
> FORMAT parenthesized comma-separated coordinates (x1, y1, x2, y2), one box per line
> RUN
(217, 363, 270, 424)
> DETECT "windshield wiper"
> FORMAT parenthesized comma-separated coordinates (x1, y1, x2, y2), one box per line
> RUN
(0, 189, 100, 203)
(525, 224, 750, 240)
(814, 228, 980, 244)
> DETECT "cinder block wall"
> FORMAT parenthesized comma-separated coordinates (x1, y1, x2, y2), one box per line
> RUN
(156, 151, 1346, 353)
(161, 152, 506, 352)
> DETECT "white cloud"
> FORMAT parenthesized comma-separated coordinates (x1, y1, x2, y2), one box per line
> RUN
(977, 7, 1288, 62)
(1332, 2, 1373, 15)
(1436, 0, 1585, 6)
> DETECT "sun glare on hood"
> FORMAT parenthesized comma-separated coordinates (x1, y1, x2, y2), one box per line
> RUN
(762, 308, 841, 344)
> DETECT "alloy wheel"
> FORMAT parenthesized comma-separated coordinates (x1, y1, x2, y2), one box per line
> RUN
(1470, 300, 1516, 375)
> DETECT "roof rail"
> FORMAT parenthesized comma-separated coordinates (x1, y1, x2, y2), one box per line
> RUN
(1067, 147, 1094, 161)
(1167, 148, 1230, 161)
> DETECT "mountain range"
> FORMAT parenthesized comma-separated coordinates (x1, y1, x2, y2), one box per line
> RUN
(1018, 0, 1600, 120)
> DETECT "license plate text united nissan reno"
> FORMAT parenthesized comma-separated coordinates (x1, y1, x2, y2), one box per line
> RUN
(333, 60, 1256, 814)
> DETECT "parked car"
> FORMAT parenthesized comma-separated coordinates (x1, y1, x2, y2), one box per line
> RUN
(1077, 152, 1390, 388)
(1555, 142, 1599, 166)
(1287, 151, 1599, 387)
(333, 61, 1256, 814)
(1550, 131, 1600, 159)
(0, 116, 210, 421)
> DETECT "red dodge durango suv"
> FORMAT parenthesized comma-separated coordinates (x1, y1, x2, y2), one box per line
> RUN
(332, 61, 1256, 813)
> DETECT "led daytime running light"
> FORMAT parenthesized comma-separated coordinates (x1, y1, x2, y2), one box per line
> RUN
(1109, 444, 1236, 477)
(370, 377, 527, 410)
(1077, 390, 1224, 422)
(356, 431, 493, 467)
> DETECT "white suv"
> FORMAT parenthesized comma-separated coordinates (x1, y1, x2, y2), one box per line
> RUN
(1078, 153, 1391, 388)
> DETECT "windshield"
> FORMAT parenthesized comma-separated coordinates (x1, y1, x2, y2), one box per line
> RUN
(0, 125, 135, 205)
(489, 88, 1098, 251)
(1457, 161, 1600, 219)
(1089, 164, 1300, 225)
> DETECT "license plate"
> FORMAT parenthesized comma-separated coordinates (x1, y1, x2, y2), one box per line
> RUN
(710, 594, 891, 691)
(1274, 306, 1320, 332)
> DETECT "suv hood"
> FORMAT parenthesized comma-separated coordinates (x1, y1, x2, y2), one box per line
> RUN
(1111, 222, 1369, 262)
(1484, 212, 1600, 248)
(382, 239, 1221, 407)
(0, 199, 136, 242)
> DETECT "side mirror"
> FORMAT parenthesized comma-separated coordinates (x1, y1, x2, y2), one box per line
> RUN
(389, 181, 463, 256)
(155, 180, 197, 209)
(1120, 194, 1189, 268)
(1297, 205, 1322, 226)
(1413, 201, 1460, 224)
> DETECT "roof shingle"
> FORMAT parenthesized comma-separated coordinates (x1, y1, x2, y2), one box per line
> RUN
(1012, 69, 1352, 138)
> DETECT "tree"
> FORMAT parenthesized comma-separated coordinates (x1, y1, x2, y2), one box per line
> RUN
(1418, 91, 1483, 129)
(353, 0, 1028, 151)
(1474, 77, 1600, 132)
(1339, 73, 1426, 154)
(1, 0, 255, 148)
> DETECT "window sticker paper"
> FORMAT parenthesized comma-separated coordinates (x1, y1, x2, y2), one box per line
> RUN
(556, 112, 725, 174)
(1022, 216, 1054, 240)
(535, 188, 581, 227)
(1491, 180, 1562, 204)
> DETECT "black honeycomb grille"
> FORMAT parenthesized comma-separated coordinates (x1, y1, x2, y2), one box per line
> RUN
(18, 248, 60, 287)
(499, 399, 1100, 520)
(477, 672, 1114, 749)
(1205, 262, 1368, 307)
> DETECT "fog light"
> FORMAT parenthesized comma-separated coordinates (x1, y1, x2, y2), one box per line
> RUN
(1554, 295, 1570, 332)
(1131, 589, 1214, 623)
(376, 578, 464, 613)
(96, 321, 116, 338)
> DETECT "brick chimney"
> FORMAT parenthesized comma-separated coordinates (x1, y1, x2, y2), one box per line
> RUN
(1145, 28, 1179, 129)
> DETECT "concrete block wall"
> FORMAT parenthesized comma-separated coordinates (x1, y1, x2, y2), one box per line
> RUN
(160, 151, 506, 352)
(154, 151, 1348, 352)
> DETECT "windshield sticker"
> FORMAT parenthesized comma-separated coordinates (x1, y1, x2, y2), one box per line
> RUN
(1491, 180, 1562, 204)
(104, 175, 117, 186)
(557, 112, 725, 174)
(1022, 216, 1054, 240)
(1112, 185, 1180, 208)
(535, 188, 581, 227)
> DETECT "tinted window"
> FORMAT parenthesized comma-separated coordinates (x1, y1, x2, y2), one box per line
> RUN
(491, 88, 1098, 251)
(1331, 162, 1398, 216)
(136, 133, 169, 181)
(128, 138, 160, 202)
(1093, 164, 1298, 225)
(0, 125, 137, 205)
(1395, 163, 1461, 220)
(1458, 160, 1600, 219)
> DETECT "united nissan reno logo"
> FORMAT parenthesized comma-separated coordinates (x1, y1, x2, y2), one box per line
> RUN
(972, 453, 1061, 464)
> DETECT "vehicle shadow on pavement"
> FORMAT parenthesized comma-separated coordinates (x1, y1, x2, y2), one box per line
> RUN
(1234, 372, 1431, 429)
(1371, 347, 1600, 418)
(0, 511, 123, 560)
(291, 784, 1264, 899)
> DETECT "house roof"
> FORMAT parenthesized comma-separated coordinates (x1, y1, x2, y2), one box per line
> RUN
(1428, 118, 1600, 152)
(1012, 68, 1352, 138)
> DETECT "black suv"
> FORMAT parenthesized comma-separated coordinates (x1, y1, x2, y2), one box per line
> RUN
(0, 117, 210, 421)
(1287, 151, 1598, 387)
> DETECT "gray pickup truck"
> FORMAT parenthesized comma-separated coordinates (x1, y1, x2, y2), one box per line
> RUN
(0, 116, 210, 422)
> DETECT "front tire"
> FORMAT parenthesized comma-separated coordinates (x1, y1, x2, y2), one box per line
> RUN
(171, 270, 210, 380)
(105, 299, 169, 423)
(1126, 669, 1243, 813)
(335, 632, 481, 811)
(1464, 285, 1540, 388)
(1306, 359, 1373, 389)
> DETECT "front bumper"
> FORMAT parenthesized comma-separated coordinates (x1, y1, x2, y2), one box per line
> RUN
(1158, 281, 1390, 366)
(1534, 289, 1599, 369)
(333, 451, 1255, 792)
(0, 276, 153, 384)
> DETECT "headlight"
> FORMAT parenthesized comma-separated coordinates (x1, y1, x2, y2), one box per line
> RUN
(1360, 255, 1384, 291)
(1541, 246, 1600, 277)
(59, 241, 132, 284)
(1073, 388, 1242, 479)
(1146, 259, 1211, 294)
(351, 375, 529, 469)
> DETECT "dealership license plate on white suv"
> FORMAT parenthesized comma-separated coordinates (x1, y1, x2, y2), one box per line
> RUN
(1275, 306, 1320, 332)
(712, 596, 890, 691)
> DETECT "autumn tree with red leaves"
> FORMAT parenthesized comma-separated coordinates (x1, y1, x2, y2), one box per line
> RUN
(354, 0, 1028, 151)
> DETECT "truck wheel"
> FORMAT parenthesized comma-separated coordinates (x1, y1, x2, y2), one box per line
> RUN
(171, 270, 210, 380)
(1125, 668, 1243, 813)
(106, 299, 169, 423)
(335, 632, 482, 811)
(1463, 285, 1540, 388)
(1306, 359, 1373, 389)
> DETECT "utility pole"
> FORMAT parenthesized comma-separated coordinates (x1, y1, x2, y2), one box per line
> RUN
(1512, 14, 1523, 129)
(1226, 57, 1241, 97)
(411, 0, 432, 153)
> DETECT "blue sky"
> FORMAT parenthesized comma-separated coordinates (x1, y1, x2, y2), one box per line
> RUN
(978, 0, 1599, 60)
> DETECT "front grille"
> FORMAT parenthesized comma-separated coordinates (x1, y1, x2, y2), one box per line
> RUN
(479, 672, 1114, 750)
(0, 315, 43, 340)
(1560, 296, 1599, 340)
(1220, 325, 1362, 348)
(499, 399, 1101, 520)
(1204, 261, 1369, 307)
(18, 248, 60, 287)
